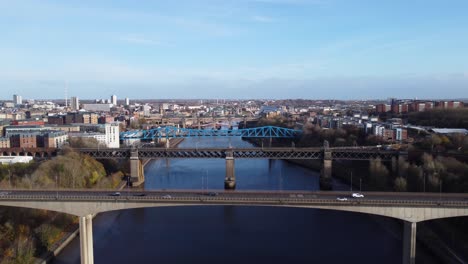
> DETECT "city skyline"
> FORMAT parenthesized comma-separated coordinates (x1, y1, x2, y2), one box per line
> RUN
(1, 0, 468, 99)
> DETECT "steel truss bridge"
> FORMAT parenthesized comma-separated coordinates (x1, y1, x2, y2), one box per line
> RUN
(120, 126, 302, 140)
(78, 147, 401, 160)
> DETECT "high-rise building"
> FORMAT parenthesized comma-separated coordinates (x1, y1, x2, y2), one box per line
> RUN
(111, 95, 117, 105)
(13, 94, 22, 105)
(125, 97, 130, 106)
(71, 96, 80, 110)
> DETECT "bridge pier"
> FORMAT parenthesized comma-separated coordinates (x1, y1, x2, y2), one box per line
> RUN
(320, 141, 333, 190)
(403, 221, 416, 264)
(225, 151, 236, 189)
(130, 150, 145, 186)
(79, 214, 94, 264)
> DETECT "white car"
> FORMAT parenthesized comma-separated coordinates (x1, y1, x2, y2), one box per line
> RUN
(336, 197, 348, 201)
(162, 194, 172, 199)
(352, 193, 364, 198)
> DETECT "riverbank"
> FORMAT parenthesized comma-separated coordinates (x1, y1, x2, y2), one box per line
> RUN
(38, 139, 186, 263)
(35, 180, 128, 264)
(241, 137, 464, 263)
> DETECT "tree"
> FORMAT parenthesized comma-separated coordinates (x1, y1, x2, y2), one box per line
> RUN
(430, 134, 442, 151)
(394, 177, 407, 192)
(369, 158, 390, 190)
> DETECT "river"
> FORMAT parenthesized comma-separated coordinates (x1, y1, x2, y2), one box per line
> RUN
(53, 137, 437, 264)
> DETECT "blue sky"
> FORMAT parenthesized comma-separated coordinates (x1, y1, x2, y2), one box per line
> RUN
(1, 0, 467, 100)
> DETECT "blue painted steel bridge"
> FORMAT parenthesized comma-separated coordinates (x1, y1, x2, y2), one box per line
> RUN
(120, 126, 302, 140)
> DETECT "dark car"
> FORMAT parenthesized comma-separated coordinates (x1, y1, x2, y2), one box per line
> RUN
(133, 193, 147, 197)
(109, 192, 121, 196)
(206, 192, 219, 197)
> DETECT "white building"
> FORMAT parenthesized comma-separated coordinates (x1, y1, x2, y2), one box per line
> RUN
(13, 94, 22, 105)
(111, 95, 117, 105)
(0, 156, 33, 165)
(105, 123, 120, 148)
(373, 125, 385, 137)
(125, 98, 130, 106)
(82, 103, 112, 112)
(68, 122, 120, 148)
(143, 105, 151, 116)
(71, 96, 79, 110)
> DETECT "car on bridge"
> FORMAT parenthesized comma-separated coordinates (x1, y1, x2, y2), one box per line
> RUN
(336, 197, 348, 201)
(109, 192, 121, 196)
(206, 192, 219, 197)
(162, 194, 172, 199)
(352, 193, 364, 198)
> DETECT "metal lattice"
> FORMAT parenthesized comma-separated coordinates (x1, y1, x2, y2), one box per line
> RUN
(79, 148, 399, 160)
(120, 126, 302, 140)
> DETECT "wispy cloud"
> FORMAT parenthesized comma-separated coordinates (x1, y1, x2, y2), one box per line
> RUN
(252, 15, 274, 23)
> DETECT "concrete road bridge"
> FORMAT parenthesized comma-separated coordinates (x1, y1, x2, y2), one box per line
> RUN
(1, 189, 467, 264)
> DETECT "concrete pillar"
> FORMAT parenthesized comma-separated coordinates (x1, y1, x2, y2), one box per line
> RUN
(85, 215, 94, 264)
(130, 150, 144, 186)
(225, 151, 236, 189)
(403, 221, 417, 264)
(79, 215, 94, 264)
(322, 150, 332, 179)
(79, 216, 88, 264)
(269, 137, 272, 147)
(165, 138, 170, 148)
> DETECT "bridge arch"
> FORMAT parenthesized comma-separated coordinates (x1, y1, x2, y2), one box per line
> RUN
(0, 201, 467, 223)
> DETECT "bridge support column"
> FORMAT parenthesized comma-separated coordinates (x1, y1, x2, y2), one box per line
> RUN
(79, 214, 94, 264)
(165, 138, 170, 148)
(403, 221, 416, 264)
(322, 150, 332, 179)
(225, 151, 236, 189)
(130, 150, 145, 186)
(320, 141, 333, 190)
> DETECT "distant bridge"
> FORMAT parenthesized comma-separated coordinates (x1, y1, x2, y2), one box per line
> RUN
(120, 126, 302, 140)
(77, 147, 404, 190)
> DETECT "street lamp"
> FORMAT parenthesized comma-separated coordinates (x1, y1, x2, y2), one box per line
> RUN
(350, 172, 353, 192)
(359, 178, 362, 192)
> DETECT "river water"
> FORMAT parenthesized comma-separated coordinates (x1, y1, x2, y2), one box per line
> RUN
(53, 137, 433, 264)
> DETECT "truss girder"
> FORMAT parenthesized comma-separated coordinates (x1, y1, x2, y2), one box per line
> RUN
(332, 151, 396, 161)
(120, 126, 302, 140)
(79, 148, 399, 160)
